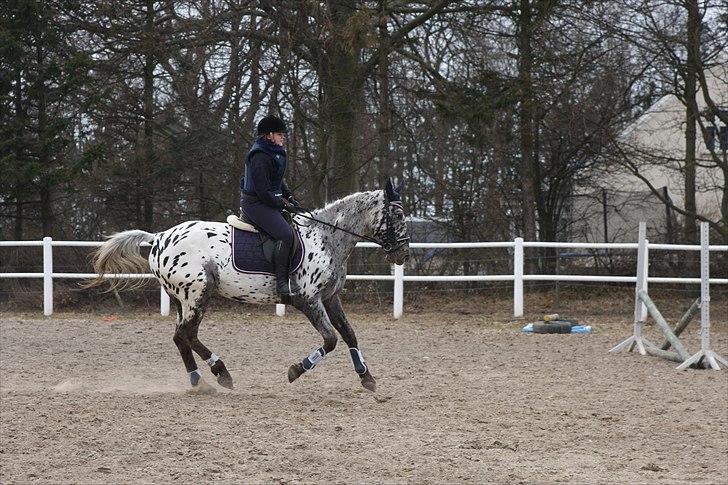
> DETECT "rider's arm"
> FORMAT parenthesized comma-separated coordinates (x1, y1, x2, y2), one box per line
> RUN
(281, 180, 293, 200)
(249, 153, 286, 208)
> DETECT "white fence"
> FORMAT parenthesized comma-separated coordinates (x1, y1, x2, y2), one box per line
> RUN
(1, 237, 727, 319)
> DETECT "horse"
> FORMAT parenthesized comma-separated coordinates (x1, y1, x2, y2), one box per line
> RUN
(88, 178, 410, 394)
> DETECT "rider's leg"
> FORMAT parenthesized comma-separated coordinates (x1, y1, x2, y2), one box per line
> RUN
(241, 199, 297, 301)
(273, 238, 294, 301)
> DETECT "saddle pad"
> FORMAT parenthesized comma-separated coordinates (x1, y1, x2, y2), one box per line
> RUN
(231, 227, 304, 275)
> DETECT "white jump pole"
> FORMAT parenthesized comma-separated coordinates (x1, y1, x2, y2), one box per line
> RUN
(43, 236, 53, 316)
(677, 222, 728, 370)
(610, 222, 656, 355)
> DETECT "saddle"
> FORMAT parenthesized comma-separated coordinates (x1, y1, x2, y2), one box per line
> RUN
(226, 213, 304, 275)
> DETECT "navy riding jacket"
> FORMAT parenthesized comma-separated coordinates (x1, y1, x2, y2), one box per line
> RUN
(240, 138, 292, 208)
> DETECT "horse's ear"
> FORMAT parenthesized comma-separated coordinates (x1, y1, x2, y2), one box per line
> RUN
(395, 179, 404, 194)
(385, 177, 396, 202)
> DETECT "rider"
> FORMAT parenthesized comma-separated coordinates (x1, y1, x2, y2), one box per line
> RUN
(240, 114, 301, 302)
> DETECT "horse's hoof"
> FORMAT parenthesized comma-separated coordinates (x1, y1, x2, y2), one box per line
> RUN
(288, 363, 304, 383)
(217, 371, 234, 389)
(188, 378, 217, 395)
(360, 373, 376, 392)
(211, 361, 233, 389)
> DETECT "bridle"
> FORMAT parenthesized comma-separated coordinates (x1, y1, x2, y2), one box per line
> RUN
(375, 201, 411, 253)
(291, 201, 410, 254)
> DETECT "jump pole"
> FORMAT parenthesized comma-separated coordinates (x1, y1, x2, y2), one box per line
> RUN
(640, 297, 700, 364)
(659, 298, 700, 351)
(676, 223, 728, 371)
(637, 289, 690, 361)
(610, 222, 656, 355)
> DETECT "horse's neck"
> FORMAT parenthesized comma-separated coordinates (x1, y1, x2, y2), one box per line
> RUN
(311, 191, 382, 259)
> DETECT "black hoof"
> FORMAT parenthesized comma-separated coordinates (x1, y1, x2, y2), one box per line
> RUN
(360, 372, 376, 392)
(210, 361, 233, 389)
(217, 370, 234, 389)
(288, 363, 304, 383)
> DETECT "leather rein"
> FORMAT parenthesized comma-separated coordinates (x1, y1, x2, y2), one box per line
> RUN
(289, 202, 410, 254)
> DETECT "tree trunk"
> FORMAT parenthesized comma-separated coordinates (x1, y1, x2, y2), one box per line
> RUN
(517, 0, 537, 245)
(319, 0, 362, 201)
(721, 153, 728, 243)
(14, 200, 23, 240)
(377, 3, 391, 187)
(36, 39, 53, 236)
(141, 0, 156, 231)
(40, 184, 53, 236)
(14, 67, 24, 240)
(320, 66, 361, 200)
(683, 0, 700, 243)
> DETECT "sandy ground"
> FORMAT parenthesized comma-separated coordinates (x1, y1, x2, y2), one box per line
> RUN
(1, 297, 727, 484)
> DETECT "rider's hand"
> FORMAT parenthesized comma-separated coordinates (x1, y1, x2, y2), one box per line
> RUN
(287, 195, 302, 208)
(283, 198, 306, 213)
(281, 199, 296, 212)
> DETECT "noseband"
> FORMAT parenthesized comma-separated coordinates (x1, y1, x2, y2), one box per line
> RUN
(292, 202, 409, 254)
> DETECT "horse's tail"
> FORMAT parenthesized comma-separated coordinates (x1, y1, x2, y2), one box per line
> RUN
(84, 230, 156, 291)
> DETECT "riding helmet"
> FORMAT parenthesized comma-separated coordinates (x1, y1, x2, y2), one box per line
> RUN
(257, 115, 288, 135)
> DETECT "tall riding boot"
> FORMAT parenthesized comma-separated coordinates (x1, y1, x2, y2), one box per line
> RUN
(274, 240, 294, 303)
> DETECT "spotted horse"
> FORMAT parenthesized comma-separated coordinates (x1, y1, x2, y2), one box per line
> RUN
(88, 178, 410, 393)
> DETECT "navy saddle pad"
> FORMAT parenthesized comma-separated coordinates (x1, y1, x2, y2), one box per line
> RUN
(231, 227, 304, 275)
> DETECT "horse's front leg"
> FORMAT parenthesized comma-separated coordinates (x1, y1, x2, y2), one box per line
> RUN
(323, 294, 376, 392)
(287, 298, 338, 383)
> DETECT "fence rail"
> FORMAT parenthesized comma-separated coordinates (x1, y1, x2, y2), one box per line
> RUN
(1, 236, 727, 318)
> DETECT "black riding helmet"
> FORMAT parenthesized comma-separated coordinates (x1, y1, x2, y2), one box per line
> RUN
(257, 115, 288, 135)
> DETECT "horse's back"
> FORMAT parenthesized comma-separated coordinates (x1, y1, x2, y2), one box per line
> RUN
(151, 220, 277, 304)
(150, 221, 226, 296)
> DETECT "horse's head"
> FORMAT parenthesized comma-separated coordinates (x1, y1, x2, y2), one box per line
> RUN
(374, 178, 410, 265)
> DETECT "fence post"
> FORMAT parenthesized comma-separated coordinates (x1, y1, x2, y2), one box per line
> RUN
(160, 287, 170, 316)
(43, 237, 53, 316)
(393, 263, 404, 319)
(514, 237, 524, 318)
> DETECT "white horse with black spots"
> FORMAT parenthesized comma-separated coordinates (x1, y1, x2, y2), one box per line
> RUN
(89, 179, 410, 393)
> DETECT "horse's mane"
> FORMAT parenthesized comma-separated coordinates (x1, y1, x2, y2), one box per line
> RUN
(312, 190, 384, 219)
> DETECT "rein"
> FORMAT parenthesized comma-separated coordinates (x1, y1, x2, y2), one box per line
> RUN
(293, 212, 382, 245)
(290, 202, 409, 253)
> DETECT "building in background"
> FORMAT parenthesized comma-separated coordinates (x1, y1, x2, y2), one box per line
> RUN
(570, 62, 727, 243)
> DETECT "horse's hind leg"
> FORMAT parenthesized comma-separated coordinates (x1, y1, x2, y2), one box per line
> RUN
(185, 321, 233, 389)
(287, 298, 338, 383)
(172, 324, 214, 395)
(168, 296, 199, 384)
(170, 281, 233, 390)
(323, 295, 376, 392)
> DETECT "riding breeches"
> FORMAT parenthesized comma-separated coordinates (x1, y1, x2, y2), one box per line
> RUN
(240, 197, 293, 247)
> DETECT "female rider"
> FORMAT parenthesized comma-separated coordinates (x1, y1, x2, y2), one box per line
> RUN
(240, 115, 301, 302)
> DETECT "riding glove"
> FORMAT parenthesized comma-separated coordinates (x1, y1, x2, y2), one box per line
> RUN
(287, 195, 302, 208)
